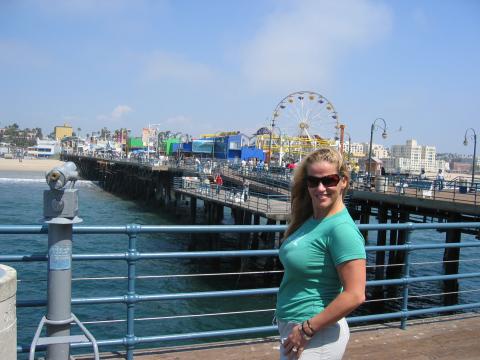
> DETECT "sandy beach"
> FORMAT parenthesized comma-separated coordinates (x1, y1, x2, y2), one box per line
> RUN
(0, 158, 64, 173)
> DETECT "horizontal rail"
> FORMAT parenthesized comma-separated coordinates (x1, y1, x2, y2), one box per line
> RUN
(2, 242, 480, 263)
(2, 222, 480, 235)
(17, 303, 480, 353)
(4, 221, 480, 357)
(16, 269, 480, 308)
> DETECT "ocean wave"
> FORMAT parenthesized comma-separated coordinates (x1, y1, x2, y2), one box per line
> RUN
(0, 178, 100, 187)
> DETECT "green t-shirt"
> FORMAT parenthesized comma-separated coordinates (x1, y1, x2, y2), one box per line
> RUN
(276, 208, 366, 322)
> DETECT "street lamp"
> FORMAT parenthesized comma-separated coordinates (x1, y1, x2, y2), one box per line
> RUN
(463, 128, 477, 190)
(345, 131, 352, 162)
(367, 118, 388, 185)
(268, 116, 276, 167)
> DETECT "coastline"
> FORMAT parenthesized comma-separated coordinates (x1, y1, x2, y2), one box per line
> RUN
(0, 158, 64, 173)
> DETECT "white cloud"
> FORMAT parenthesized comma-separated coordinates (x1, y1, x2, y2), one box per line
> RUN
(142, 51, 214, 83)
(96, 105, 133, 123)
(241, 0, 392, 92)
(112, 105, 133, 119)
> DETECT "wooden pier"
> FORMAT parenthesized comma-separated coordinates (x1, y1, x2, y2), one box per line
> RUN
(64, 155, 480, 298)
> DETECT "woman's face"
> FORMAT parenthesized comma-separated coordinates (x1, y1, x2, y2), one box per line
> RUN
(306, 160, 347, 218)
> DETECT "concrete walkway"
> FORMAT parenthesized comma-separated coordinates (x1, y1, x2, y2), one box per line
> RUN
(74, 313, 480, 359)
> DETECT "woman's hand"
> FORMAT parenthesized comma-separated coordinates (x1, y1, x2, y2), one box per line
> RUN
(282, 324, 309, 359)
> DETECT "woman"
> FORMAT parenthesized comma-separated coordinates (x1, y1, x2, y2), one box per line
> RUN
(276, 148, 366, 360)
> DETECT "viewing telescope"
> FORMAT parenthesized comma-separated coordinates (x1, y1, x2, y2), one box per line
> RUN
(45, 162, 79, 190)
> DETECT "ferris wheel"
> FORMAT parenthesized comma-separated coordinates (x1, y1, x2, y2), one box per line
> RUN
(272, 91, 339, 141)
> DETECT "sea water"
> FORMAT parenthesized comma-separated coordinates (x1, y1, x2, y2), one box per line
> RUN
(0, 172, 478, 356)
(0, 173, 275, 356)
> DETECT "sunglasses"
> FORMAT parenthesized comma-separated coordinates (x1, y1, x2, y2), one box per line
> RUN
(306, 174, 341, 188)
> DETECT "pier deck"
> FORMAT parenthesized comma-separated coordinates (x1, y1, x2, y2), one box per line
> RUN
(175, 186, 290, 221)
(73, 313, 480, 360)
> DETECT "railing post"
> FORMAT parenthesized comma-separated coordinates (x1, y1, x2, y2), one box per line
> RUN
(125, 224, 140, 360)
(401, 223, 413, 330)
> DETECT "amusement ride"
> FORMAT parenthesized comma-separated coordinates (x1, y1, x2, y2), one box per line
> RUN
(254, 91, 342, 163)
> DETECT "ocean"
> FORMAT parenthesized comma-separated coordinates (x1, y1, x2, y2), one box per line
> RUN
(0, 172, 276, 356)
(1, 171, 478, 357)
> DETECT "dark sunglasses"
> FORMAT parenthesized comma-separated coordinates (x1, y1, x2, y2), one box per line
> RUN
(306, 174, 341, 188)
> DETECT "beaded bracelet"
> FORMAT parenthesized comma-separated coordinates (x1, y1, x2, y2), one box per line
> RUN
(300, 322, 312, 340)
(301, 321, 312, 341)
(306, 319, 315, 334)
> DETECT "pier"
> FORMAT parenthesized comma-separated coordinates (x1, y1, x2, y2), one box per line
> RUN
(63, 155, 480, 295)
(7, 158, 470, 359)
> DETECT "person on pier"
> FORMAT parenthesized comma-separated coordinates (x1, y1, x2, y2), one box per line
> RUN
(276, 147, 366, 360)
(436, 169, 445, 191)
(215, 173, 223, 195)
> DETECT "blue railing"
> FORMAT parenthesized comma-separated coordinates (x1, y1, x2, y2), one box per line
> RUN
(1, 222, 480, 359)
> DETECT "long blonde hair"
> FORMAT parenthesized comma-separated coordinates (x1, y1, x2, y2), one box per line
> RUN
(284, 147, 350, 239)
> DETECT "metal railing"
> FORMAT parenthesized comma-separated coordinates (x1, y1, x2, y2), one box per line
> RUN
(173, 177, 291, 215)
(1, 222, 480, 359)
(66, 155, 479, 208)
(350, 175, 479, 205)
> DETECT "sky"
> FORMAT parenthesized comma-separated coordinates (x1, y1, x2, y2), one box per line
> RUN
(1, 0, 479, 154)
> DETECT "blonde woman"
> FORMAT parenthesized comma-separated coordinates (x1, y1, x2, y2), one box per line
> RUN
(277, 148, 366, 360)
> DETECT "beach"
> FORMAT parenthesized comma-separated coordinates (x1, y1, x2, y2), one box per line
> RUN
(0, 158, 64, 173)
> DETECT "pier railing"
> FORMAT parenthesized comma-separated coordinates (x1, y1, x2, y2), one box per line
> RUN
(173, 177, 291, 215)
(350, 175, 479, 205)
(1, 222, 480, 359)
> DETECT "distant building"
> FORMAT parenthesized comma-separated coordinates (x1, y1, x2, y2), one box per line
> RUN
(451, 162, 471, 173)
(341, 141, 365, 157)
(389, 139, 436, 173)
(54, 123, 73, 140)
(26, 139, 60, 158)
(350, 142, 365, 157)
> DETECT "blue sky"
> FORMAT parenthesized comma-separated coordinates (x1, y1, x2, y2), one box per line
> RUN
(1, 0, 479, 154)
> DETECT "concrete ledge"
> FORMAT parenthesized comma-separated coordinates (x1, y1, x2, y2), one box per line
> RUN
(0, 264, 17, 360)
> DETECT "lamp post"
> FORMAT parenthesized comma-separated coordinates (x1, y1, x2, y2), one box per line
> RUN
(125, 129, 131, 159)
(345, 131, 352, 162)
(268, 117, 276, 167)
(367, 118, 388, 185)
(463, 128, 477, 190)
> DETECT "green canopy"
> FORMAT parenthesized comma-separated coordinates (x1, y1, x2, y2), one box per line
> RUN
(128, 137, 144, 149)
(165, 138, 181, 155)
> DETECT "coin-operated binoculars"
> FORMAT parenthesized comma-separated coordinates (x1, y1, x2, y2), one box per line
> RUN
(30, 162, 99, 360)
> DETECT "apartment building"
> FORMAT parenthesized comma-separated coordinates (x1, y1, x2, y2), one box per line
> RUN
(389, 139, 437, 173)
(341, 141, 365, 157)
(359, 143, 389, 159)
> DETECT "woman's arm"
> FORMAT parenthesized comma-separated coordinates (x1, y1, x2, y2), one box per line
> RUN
(282, 259, 366, 358)
(308, 258, 366, 331)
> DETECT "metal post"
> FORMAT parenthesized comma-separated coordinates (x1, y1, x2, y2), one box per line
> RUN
(347, 134, 351, 161)
(46, 223, 72, 359)
(368, 118, 387, 188)
(401, 223, 413, 330)
(367, 123, 374, 186)
(125, 225, 139, 360)
(472, 132, 476, 190)
(29, 162, 99, 360)
(464, 128, 477, 191)
(268, 118, 275, 166)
